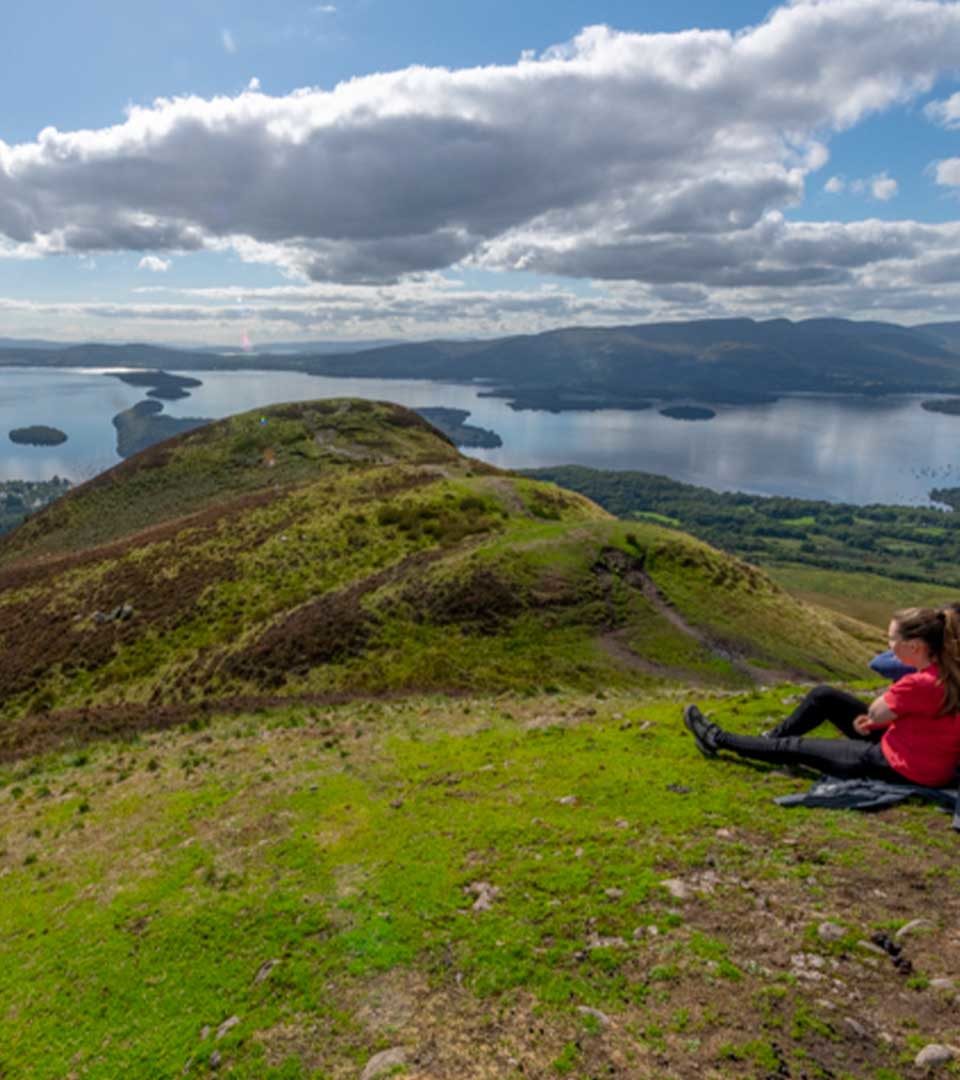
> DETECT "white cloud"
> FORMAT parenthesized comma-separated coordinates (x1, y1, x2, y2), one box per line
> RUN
(933, 158, 960, 187)
(138, 255, 172, 272)
(870, 173, 898, 201)
(247, 77, 261, 92)
(925, 91, 960, 129)
(824, 176, 845, 193)
(313, 4, 337, 13)
(0, 0, 956, 296)
(221, 28, 237, 54)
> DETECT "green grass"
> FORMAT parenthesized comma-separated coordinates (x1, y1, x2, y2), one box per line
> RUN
(767, 563, 958, 629)
(2, 688, 959, 1077)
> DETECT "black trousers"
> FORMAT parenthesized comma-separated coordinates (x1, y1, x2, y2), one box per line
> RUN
(715, 685, 904, 781)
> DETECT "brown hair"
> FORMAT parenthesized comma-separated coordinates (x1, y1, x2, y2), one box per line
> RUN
(893, 606, 960, 714)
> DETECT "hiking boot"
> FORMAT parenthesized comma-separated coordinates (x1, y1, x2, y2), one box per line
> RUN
(683, 704, 722, 758)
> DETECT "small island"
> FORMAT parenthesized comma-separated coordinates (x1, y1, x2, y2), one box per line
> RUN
(413, 407, 503, 448)
(113, 400, 211, 458)
(921, 398, 960, 416)
(107, 370, 203, 401)
(9, 424, 68, 446)
(659, 405, 717, 421)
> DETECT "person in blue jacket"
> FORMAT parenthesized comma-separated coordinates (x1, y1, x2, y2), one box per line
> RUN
(869, 649, 915, 681)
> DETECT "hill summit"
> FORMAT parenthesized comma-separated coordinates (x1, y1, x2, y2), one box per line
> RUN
(0, 398, 873, 759)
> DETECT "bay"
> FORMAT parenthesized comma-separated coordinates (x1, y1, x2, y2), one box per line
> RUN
(0, 365, 957, 506)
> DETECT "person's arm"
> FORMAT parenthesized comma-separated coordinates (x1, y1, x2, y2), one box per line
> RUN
(853, 694, 898, 734)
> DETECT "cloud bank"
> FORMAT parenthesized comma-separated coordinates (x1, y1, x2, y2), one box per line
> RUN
(1, 0, 960, 331)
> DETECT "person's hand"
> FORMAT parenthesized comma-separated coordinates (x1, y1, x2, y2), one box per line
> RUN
(853, 715, 874, 735)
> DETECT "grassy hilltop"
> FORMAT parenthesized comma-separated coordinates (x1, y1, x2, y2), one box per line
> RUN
(0, 398, 872, 757)
(3, 400, 960, 1079)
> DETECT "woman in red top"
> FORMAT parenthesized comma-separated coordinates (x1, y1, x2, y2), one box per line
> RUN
(683, 606, 960, 787)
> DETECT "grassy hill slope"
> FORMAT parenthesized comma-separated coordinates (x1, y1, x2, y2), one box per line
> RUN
(3, 688, 959, 1078)
(0, 399, 875, 761)
(4, 399, 959, 1079)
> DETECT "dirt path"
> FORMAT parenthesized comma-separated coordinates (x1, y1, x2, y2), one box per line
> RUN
(599, 559, 805, 686)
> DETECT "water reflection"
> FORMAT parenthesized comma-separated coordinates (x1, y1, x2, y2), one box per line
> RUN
(0, 366, 957, 506)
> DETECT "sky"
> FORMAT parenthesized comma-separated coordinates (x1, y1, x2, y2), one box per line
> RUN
(2, 0, 960, 346)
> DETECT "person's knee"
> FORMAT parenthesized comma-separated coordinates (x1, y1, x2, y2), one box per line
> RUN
(804, 684, 835, 703)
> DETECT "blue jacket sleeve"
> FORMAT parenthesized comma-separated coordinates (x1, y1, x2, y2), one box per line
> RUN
(869, 650, 916, 681)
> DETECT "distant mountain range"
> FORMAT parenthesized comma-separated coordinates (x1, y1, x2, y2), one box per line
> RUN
(2, 317, 959, 409)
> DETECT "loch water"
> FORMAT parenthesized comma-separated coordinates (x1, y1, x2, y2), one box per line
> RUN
(1, 366, 958, 507)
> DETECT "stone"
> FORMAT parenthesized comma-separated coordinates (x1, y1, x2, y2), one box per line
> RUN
(216, 1016, 239, 1041)
(895, 917, 934, 943)
(818, 921, 846, 943)
(587, 933, 627, 950)
(466, 881, 501, 912)
(857, 939, 888, 957)
(361, 1047, 409, 1080)
(715, 828, 734, 839)
(604, 888, 624, 900)
(660, 878, 692, 900)
(843, 1017, 868, 1039)
(209, 1050, 221, 1070)
(577, 1006, 611, 1027)
(254, 959, 279, 984)
(915, 1044, 956, 1068)
(931, 978, 956, 991)
(557, 795, 578, 806)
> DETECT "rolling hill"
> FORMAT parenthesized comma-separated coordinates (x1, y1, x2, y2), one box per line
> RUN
(0, 398, 874, 760)
(5, 400, 960, 1079)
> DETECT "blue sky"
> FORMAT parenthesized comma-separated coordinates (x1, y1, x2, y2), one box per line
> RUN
(1, 0, 960, 345)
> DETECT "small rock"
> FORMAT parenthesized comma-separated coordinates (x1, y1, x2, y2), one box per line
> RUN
(574, 847, 584, 858)
(209, 1050, 221, 1070)
(931, 977, 956, 991)
(577, 1005, 611, 1027)
(361, 1046, 409, 1080)
(660, 878, 691, 900)
(843, 1017, 868, 1039)
(604, 888, 624, 900)
(557, 795, 578, 806)
(818, 921, 846, 943)
(216, 1016, 239, 1041)
(895, 917, 934, 943)
(715, 828, 734, 839)
(615, 819, 629, 829)
(666, 784, 691, 795)
(389, 799, 404, 809)
(466, 881, 501, 912)
(857, 939, 888, 957)
(253, 959, 278, 984)
(915, 1044, 956, 1068)
(199, 1026, 211, 1041)
(587, 933, 627, 950)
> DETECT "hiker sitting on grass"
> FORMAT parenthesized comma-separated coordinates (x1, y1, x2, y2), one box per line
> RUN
(683, 606, 960, 788)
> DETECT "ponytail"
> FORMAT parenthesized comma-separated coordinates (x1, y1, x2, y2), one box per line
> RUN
(939, 605, 960, 715)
